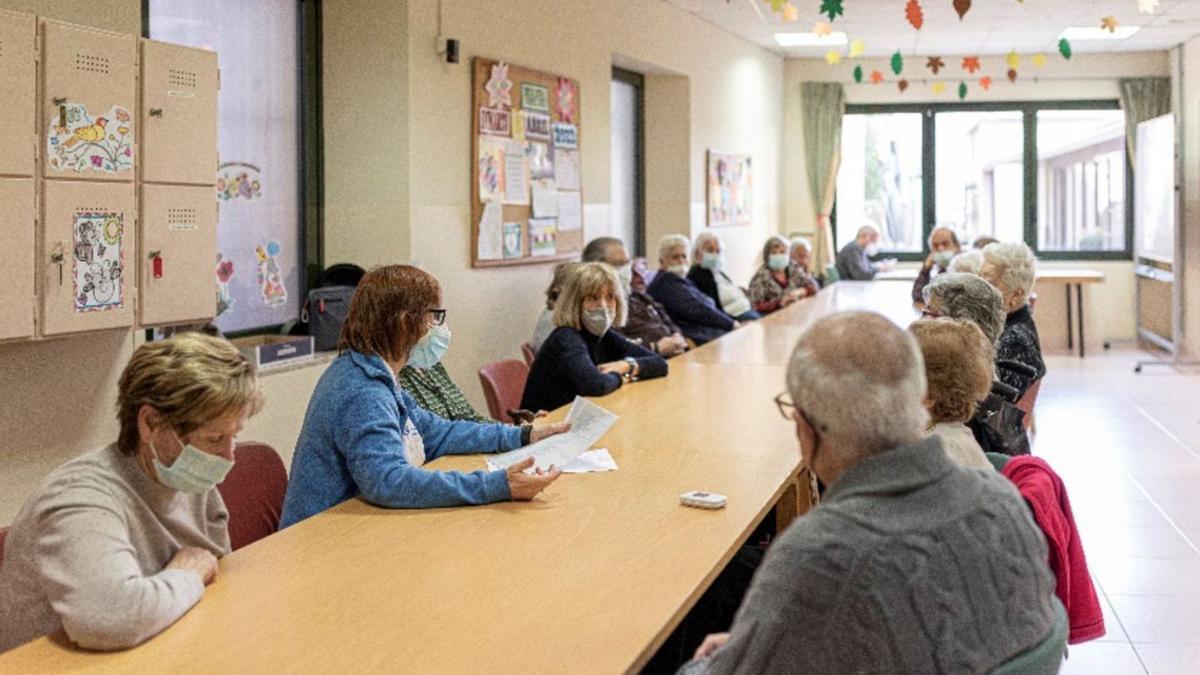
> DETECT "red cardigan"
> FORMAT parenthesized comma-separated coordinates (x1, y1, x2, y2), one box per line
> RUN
(1002, 456, 1106, 644)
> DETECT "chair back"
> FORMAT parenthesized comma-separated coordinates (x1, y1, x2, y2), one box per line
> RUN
(217, 443, 288, 551)
(478, 360, 530, 424)
(989, 597, 1068, 675)
(1016, 378, 1043, 432)
(985, 452, 1011, 472)
(521, 342, 536, 367)
(0, 526, 7, 567)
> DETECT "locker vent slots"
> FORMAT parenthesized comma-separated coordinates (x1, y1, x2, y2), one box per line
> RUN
(167, 208, 197, 228)
(74, 53, 110, 74)
(168, 68, 197, 88)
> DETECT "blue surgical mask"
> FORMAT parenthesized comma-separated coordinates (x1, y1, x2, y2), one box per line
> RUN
(408, 323, 452, 369)
(582, 306, 614, 337)
(151, 432, 234, 494)
(700, 252, 723, 271)
(933, 250, 956, 269)
(767, 253, 790, 271)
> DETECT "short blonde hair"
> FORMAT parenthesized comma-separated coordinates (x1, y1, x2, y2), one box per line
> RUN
(117, 333, 264, 455)
(552, 262, 628, 330)
(909, 318, 993, 424)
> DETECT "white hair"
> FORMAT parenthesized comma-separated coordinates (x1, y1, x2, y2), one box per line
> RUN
(856, 225, 879, 239)
(982, 242, 1037, 300)
(787, 312, 929, 456)
(948, 250, 984, 275)
(923, 273, 1006, 346)
(789, 236, 812, 253)
(657, 234, 690, 261)
(692, 231, 722, 262)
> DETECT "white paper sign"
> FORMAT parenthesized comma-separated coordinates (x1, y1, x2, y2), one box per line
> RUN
(477, 200, 503, 260)
(487, 397, 618, 472)
(556, 191, 582, 231)
(532, 179, 559, 218)
(555, 148, 580, 191)
(503, 140, 529, 205)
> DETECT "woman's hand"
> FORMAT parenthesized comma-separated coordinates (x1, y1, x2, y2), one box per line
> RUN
(530, 421, 570, 443)
(598, 360, 631, 376)
(506, 457, 562, 500)
(166, 546, 219, 585)
(656, 334, 687, 356)
(693, 633, 731, 660)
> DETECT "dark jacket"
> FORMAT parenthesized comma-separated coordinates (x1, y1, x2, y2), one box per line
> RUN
(687, 266, 734, 315)
(520, 326, 667, 412)
(618, 290, 681, 350)
(997, 305, 1046, 398)
(835, 241, 877, 281)
(646, 271, 736, 345)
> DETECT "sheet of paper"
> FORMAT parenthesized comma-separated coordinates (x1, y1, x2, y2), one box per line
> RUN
(560, 448, 618, 474)
(477, 201, 503, 260)
(532, 179, 558, 217)
(555, 148, 580, 191)
(529, 217, 558, 257)
(487, 397, 619, 472)
(556, 190, 582, 231)
(503, 140, 529, 205)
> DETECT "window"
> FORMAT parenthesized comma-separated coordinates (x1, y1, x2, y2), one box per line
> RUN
(148, 0, 319, 333)
(835, 102, 1131, 261)
(611, 68, 645, 256)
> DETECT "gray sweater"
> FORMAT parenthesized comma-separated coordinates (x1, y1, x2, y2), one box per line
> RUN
(0, 444, 230, 653)
(685, 437, 1056, 674)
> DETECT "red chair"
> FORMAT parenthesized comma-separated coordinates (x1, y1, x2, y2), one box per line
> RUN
(0, 526, 8, 566)
(521, 342, 536, 367)
(478, 360, 530, 424)
(217, 443, 288, 551)
(1017, 378, 1043, 433)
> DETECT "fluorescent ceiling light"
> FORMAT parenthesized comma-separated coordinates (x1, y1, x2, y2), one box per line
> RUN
(774, 31, 848, 47)
(1059, 26, 1140, 41)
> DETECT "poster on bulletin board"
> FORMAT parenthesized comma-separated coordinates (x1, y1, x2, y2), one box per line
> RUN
(471, 57, 583, 267)
(706, 151, 752, 227)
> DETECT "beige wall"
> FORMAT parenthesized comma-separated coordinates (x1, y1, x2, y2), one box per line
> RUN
(1179, 39, 1200, 357)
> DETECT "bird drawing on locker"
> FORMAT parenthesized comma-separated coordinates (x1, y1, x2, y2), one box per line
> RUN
(47, 105, 133, 173)
(62, 118, 108, 148)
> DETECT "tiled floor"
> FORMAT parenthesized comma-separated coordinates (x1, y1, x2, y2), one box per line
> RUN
(1032, 350, 1200, 675)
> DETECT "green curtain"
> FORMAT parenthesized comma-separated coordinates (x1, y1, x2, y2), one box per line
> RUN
(800, 82, 845, 273)
(1119, 78, 1171, 163)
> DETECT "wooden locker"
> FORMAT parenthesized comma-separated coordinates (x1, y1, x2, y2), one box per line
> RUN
(0, 178, 35, 341)
(139, 184, 216, 326)
(41, 180, 136, 335)
(0, 10, 36, 177)
(41, 20, 136, 182)
(140, 40, 218, 186)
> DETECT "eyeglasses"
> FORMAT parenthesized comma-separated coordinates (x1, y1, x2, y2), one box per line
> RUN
(774, 392, 798, 421)
(920, 308, 941, 319)
(426, 309, 447, 326)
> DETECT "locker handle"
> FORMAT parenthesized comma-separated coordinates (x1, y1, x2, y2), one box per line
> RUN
(52, 97, 67, 106)
(149, 108, 164, 118)
(49, 246, 65, 287)
(148, 251, 163, 280)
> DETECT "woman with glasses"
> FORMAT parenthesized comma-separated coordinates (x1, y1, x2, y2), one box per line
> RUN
(280, 265, 569, 528)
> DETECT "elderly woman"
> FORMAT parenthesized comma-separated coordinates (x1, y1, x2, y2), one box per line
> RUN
(281, 265, 569, 528)
(912, 227, 962, 304)
(0, 334, 263, 652)
(947, 250, 984, 276)
(687, 231, 761, 321)
(647, 234, 737, 345)
(522, 262, 668, 412)
(748, 235, 819, 314)
(980, 243, 1045, 398)
(789, 236, 814, 275)
(530, 261, 582, 354)
(909, 319, 994, 470)
(922, 272, 1006, 347)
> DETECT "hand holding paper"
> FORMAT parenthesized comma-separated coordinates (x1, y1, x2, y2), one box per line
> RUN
(488, 397, 618, 472)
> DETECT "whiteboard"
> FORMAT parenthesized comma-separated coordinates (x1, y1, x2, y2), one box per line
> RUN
(1135, 114, 1175, 264)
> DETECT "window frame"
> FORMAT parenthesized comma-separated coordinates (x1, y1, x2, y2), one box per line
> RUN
(834, 99, 1132, 262)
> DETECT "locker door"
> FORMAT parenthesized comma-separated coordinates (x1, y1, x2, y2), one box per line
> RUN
(41, 180, 136, 335)
(41, 20, 136, 181)
(0, 178, 35, 341)
(141, 40, 218, 186)
(0, 10, 35, 177)
(140, 184, 216, 326)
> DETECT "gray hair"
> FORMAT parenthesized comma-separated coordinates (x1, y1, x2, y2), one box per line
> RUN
(787, 312, 929, 457)
(657, 234, 690, 262)
(789, 236, 812, 254)
(948, 250, 983, 275)
(581, 237, 625, 263)
(923, 273, 1006, 346)
(982, 242, 1037, 301)
(692, 231, 721, 262)
(762, 235, 790, 264)
(856, 225, 879, 239)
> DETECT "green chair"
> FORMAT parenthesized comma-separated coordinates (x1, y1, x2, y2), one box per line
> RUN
(985, 452, 1011, 472)
(990, 597, 1068, 675)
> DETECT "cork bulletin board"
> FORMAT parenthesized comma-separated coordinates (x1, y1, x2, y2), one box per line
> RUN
(471, 57, 583, 267)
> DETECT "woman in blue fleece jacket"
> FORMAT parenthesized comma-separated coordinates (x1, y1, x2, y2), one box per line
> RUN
(280, 265, 568, 528)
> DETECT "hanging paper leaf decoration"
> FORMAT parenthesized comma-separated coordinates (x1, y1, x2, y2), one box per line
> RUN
(820, 0, 844, 21)
(899, 79, 909, 92)
(891, 51, 904, 75)
(962, 56, 981, 74)
(769, 0, 786, 11)
(979, 76, 992, 91)
(853, 65, 863, 83)
(1138, 0, 1160, 14)
(781, 3, 799, 22)
(870, 69, 884, 84)
(906, 0, 924, 29)
(926, 56, 945, 74)
(1007, 68, 1018, 83)
(813, 21, 833, 36)
(1031, 53, 1047, 68)
(1006, 51, 1020, 69)
(1059, 38, 1072, 60)
(931, 82, 947, 95)
(1101, 16, 1119, 33)
(849, 40, 865, 57)
(958, 81, 968, 100)
(953, 0, 971, 20)
(824, 49, 842, 65)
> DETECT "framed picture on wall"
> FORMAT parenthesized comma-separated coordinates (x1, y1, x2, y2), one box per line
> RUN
(706, 151, 752, 227)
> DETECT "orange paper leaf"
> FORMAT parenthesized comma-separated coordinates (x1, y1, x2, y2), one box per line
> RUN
(906, 0, 924, 29)
(870, 70, 884, 84)
(813, 21, 833, 36)
(962, 56, 981, 74)
(979, 76, 992, 90)
(1101, 16, 1119, 33)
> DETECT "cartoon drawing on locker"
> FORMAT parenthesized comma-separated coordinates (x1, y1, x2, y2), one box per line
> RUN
(216, 252, 235, 316)
(255, 241, 287, 307)
(72, 212, 124, 312)
(47, 104, 134, 173)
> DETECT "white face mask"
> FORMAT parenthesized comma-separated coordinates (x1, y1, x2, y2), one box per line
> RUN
(150, 432, 234, 494)
(582, 306, 614, 337)
(864, 243, 881, 257)
(616, 264, 633, 295)
(408, 323, 452, 369)
(666, 264, 688, 277)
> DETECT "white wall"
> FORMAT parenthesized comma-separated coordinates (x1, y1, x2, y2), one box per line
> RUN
(1179, 39, 1200, 357)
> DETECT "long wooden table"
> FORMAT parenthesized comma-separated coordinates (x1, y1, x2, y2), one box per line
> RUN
(0, 282, 913, 673)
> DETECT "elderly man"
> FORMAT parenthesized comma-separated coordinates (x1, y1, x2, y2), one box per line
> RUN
(580, 236, 688, 357)
(687, 232, 760, 322)
(835, 225, 891, 281)
(647, 234, 736, 345)
(912, 227, 962, 304)
(683, 311, 1058, 674)
(980, 242, 1045, 398)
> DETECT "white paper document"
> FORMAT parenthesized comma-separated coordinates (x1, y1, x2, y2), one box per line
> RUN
(560, 448, 618, 474)
(503, 140, 529, 205)
(477, 201, 503, 260)
(486, 397, 618, 472)
(556, 190, 582, 231)
(531, 179, 559, 217)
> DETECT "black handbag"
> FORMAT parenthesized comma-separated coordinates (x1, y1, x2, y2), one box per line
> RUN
(968, 374, 1031, 457)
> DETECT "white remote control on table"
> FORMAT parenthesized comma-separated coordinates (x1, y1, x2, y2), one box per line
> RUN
(680, 491, 727, 509)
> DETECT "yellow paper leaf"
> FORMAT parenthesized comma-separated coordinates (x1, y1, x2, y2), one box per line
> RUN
(813, 21, 832, 36)
(825, 49, 842, 65)
(849, 39, 865, 57)
(781, 3, 798, 22)
(1006, 51, 1020, 69)
(1031, 53, 1047, 68)
(932, 82, 946, 95)
(1101, 16, 1119, 33)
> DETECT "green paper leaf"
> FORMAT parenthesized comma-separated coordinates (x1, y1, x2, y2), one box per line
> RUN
(1058, 38, 1072, 60)
(891, 51, 903, 75)
(819, 0, 844, 21)
(853, 65, 863, 83)
(958, 81, 967, 100)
